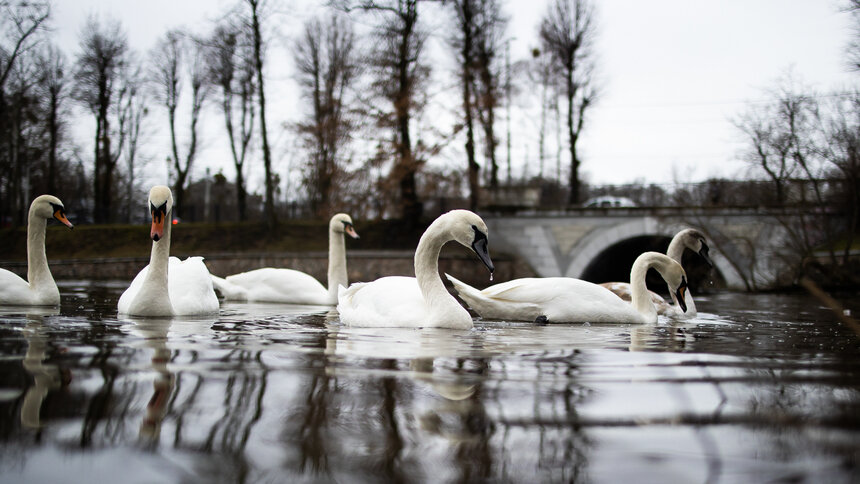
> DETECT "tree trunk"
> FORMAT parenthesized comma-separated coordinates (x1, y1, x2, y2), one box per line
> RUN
(249, 0, 277, 228)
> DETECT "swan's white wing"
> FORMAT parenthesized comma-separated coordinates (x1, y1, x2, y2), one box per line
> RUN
(211, 274, 247, 300)
(0, 269, 34, 305)
(452, 276, 644, 323)
(168, 257, 219, 316)
(337, 276, 428, 327)
(117, 264, 150, 313)
(600, 281, 687, 317)
(446, 274, 542, 320)
(224, 267, 330, 305)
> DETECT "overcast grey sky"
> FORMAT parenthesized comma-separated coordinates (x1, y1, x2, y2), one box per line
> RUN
(53, 0, 858, 192)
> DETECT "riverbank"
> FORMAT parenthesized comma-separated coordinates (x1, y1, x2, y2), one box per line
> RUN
(0, 220, 534, 285)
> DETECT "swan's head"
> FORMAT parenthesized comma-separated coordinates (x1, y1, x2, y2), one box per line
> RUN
(436, 210, 494, 275)
(31, 195, 73, 229)
(148, 186, 173, 242)
(330, 213, 359, 239)
(663, 257, 689, 313)
(681, 229, 713, 267)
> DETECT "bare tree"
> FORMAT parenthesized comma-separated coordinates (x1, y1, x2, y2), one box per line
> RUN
(0, 1, 49, 108)
(473, 0, 506, 190)
(529, 47, 557, 181)
(734, 74, 820, 205)
(118, 61, 148, 223)
(820, 90, 860, 267)
(38, 45, 67, 197)
(847, 0, 860, 71)
(244, 0, 277, 228)
(206, 22, 255, 221)
(294, 13, 358, 217)
(449, 0, 481, 210)
(73, 16, 130, 223)
(0, 1, 50, 224)
(341, 0, 432, 222)
(539, 0, 598, 205)
(150, 29, 210, 219)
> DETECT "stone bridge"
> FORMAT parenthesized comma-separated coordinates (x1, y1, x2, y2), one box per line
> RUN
(484, 207, 805, 291)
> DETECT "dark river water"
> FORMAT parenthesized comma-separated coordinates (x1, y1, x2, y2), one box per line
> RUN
(0, 281, 858, 483)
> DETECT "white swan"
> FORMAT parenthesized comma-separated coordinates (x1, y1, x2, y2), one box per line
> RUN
(211, 213, 359, 305)
(118, 186, 219, 317)
(337, 209, 494, 329)
(447, 251, 687, 324)
(600, 228, 712, 318)
(0, 195, 73, 306)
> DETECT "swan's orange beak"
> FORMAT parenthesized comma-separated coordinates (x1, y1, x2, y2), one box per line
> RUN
(675, 284, 688, 313)
(345, 223, 359, 239)
(53, 209, 73, 229)
(151, 209, 165, 241)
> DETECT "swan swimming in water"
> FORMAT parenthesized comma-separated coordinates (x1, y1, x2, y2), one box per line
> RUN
(600, 228, 712, 318)
(447, 251, 687, 324)
(211, 213, 359, 305)
(337, 210, 494, 329)
(118, 186, 219, 317)
(0, 195, 73, 306)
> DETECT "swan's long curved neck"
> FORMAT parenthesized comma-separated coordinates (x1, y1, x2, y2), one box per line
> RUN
(665, 235, 695, 312)
(413, 225, 451, 311)
(146, 218, 172, 288)
(666, 235, 685, 263)
(327, 228, 347, 298)
(26, 212, 53, 288)
(630, 254, 659, 321)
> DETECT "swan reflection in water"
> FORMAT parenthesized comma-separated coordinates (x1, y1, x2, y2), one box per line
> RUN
(122, 317, 174, 442)
(16, 307, 69, 431)
(120, 314, 218, 444)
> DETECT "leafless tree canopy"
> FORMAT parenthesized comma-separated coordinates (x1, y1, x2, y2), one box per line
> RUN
(150, 29, 210, 219)
(206, 21, 256, 221)
(539, 0, 598, 205)
(294, 13, 358, 217)
(847, 0, 860, 71)
(72, 16, 130, 223)
(341, 0, 433, 222)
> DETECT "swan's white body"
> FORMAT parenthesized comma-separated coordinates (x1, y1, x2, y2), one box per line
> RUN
(600, 228, 710, 318)
(211, 214, 358, 305)
(118, 186, 219, 317)
(447, 252, 687, 324)
(337, 210, 494, 329)
(0, 195, 73, 306)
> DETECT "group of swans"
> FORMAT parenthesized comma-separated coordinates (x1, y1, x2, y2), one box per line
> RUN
(2, 187, 714, 329)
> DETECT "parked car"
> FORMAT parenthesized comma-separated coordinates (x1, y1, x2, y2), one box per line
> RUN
(583, 196, 637, 208)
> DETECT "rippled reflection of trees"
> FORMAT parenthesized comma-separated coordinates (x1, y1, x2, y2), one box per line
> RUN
(276, 327, 593, 482)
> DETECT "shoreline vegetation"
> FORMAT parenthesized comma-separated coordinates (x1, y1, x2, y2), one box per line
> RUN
(0, 219, 531, 286)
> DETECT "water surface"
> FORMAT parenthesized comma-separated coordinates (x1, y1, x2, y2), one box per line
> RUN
(0, 281, 858, 483)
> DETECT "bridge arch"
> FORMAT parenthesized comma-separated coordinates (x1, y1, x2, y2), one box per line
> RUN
(564, 218, 736, 289)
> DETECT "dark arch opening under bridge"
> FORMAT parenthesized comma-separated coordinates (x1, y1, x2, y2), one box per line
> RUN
(580, 235, 726, 295)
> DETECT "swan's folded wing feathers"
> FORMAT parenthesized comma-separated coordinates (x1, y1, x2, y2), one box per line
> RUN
(0, 269, 34, 304)
(481, 278, 562, 304)
(337, 277, 427, 327)
(168, 257, 219, 315)
(224, 267, 329, 304)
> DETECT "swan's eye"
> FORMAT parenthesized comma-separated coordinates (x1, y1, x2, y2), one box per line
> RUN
(150, 202, 168, 221)
(471, 225, 487, 244)
(680, 276, 688, 289)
